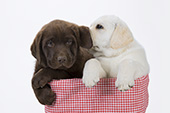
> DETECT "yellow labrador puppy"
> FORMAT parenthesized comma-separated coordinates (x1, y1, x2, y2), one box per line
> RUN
(83, 15, 149, 91)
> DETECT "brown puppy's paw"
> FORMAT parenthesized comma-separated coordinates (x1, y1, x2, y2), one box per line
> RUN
(35, 85, 56, 105)
(32, 69, 51, 89)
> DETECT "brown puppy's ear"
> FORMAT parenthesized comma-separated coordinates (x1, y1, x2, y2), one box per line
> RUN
(72, 26, 93, 49)
(31, 29, 46, 67)
(79, 26, 93, 49)
(110, 22, 134, 49)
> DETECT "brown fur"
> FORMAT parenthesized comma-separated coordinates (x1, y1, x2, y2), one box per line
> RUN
(31, 20, 93, 105)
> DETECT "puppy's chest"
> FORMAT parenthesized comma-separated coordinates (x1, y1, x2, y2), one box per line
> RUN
(97, 57, 120, 77)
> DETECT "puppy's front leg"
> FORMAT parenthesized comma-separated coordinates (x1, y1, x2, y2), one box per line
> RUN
(32, 68, 69, 105)
(32, 68, 53, 89)
(83, 59, 107, 87)
(115, 59, 137, 91)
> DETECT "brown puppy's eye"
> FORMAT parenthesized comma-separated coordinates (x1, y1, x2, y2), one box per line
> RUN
(66, 39, 73, 45)
(96, 24, 104, 29)
(47, 40, 55, 47)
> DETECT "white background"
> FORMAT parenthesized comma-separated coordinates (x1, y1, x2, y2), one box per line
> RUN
(0, 0, 169, 113)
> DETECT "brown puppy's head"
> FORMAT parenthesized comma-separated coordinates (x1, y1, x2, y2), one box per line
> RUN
(31, 20, 92, 69)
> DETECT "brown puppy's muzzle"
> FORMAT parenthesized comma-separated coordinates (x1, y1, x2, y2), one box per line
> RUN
(47, 48, 75, 70)
(57, 56, 67, 64)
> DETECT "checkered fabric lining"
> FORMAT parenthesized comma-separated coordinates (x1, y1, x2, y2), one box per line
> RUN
(45, 75, 149, 113)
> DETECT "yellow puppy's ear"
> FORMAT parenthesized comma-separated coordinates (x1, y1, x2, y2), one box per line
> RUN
(110, 23, 134, 49)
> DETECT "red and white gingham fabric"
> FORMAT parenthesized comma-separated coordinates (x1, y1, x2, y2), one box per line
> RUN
(45, 75, 149, 113)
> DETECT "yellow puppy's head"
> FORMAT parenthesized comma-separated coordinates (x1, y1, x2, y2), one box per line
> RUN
(90, 15, 134, 52)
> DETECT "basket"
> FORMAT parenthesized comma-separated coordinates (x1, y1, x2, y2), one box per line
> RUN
(45, 75, 149, 113)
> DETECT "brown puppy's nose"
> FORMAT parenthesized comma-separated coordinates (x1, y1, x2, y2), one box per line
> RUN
(57, 56, 67, 64)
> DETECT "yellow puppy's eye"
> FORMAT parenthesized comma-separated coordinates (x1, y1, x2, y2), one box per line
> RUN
(96, 24, 104, 29)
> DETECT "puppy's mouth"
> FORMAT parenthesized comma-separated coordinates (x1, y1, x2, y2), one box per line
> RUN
(48, 61, 74, 70)
(90, 46, 100, 51)
(93, 46, 100, 50)
(89, 46, 108, 57)
(58, 63, 74, 69)
(57, 65, 69, 70)
(89, 46, 101, 53)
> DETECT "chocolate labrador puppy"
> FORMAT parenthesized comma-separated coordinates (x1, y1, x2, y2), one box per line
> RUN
(31, 20, 93, 105)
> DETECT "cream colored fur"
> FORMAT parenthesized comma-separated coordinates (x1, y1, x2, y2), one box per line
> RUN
(83, 15, 149, 91)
